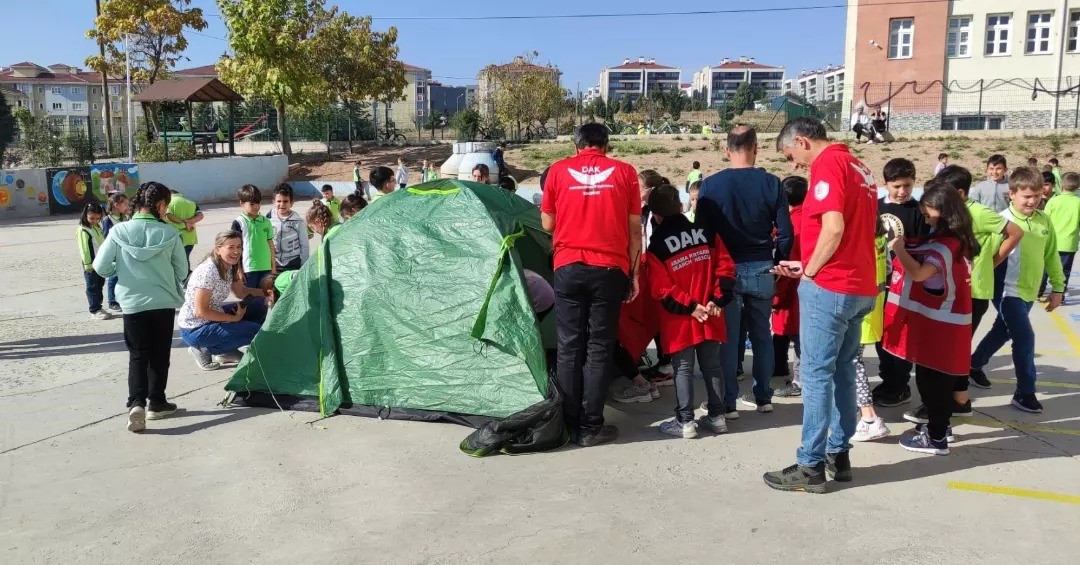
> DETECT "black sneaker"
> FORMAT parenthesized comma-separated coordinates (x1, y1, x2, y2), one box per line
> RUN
(147, 401, 178, 420)
(763, 462, 827, 494)
(903, 404, 929, 424)
(915, 423, 955, 443)
(969, 368, 992, 389)
(825, 451, 852, 482)
(775, 382, 802, 398)
(874, 387, 912, 408)
(900, 429, 949, 455)
(577, 424, 619, 447)
(1011, 394, 1044, 414)
(952, 399, 973, 417)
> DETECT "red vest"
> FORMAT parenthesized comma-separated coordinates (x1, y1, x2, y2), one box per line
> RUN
(882, 236, 972, 376)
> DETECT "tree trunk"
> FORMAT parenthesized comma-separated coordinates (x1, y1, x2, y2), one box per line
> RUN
(326, 109, 332, 161)
(276, 103, 292, 156)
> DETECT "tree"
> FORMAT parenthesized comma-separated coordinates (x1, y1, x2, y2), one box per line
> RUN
(86, 0, 208, 139)
(450, 108, 481, 141)
(13, 108, 63, 167)
(662, 90, 690, 122)
(217, 0, 405, 155)
(717, 82, 766, 128)
(483, 53, 563, 141)
(0, 95, 15, 165)
(619, 95, 633, 114)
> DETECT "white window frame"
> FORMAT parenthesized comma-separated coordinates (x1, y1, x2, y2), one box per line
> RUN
(1026, 11, 1054, 55)
(889, 18, 915, 59)
(51, 86, 63, 95)
(72, 102, 84, 111)
(51, 102, 63, 110)
(70, 86, 84, 95)
(947, 16, 972, 57)
(110, 85, 121, 96)
(986, 14, 1012, 56)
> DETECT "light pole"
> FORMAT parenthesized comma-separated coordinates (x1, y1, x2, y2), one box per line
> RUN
(456, 92, 464, 113)
(124, 33, 134, 163)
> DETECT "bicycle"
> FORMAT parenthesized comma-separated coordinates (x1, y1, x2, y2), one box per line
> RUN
(377, 123, 407, 144)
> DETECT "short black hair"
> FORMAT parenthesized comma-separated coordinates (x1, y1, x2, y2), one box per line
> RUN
(1050, 157, 1060, 166)
(238, 184, 261, 204)
(499, 176, 517, 193)
(370, 166, 395, 190)
(987, 154, 1007, 168)
(1043, 171, 1056, 185)
(1028, 157, 1039, 165)
(646, 184, 682, 218)
(776, 117, 827, 150)
(727, 126, 757, 152)
(574, 123, 609, 150)
(934, 165, 973, 194)
(273, 183, 293, 201)
(782, 176, 808, 206)
(321, 184, 334, 193)
(692, 161, 700, 169)
(883, 158, 916, 182)
(938, 153, 948, 160)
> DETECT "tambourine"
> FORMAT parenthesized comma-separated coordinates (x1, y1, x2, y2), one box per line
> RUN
(880, 213, 905, 242)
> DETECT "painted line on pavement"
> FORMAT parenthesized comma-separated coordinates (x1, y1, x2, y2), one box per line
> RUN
(1048, 309, 1080, 356)
(947, 482, 1080, 505)
(958, 417, 1080, 437)
(988, 378, 1080, 389)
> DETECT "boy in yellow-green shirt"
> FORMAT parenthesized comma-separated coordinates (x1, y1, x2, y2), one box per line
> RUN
(164, 190, 204, 269)
(1041, 171, 1080, 298)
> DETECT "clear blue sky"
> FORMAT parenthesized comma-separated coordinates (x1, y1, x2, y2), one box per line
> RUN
(2, 0, 846, 90)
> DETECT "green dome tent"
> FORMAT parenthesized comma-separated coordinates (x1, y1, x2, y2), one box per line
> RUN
(226, 180, 564, 454)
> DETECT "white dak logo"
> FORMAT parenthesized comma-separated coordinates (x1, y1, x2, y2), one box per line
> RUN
(568, 166, 615, 190)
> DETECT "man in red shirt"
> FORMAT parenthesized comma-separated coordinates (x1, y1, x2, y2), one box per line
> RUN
(764, 117, 878, 493)
(541, 123, 643, 447)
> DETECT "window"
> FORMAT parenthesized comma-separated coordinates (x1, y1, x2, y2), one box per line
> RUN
(52, 102, 63, 110)
(16, 100, 23, 108)
(941, 116, 1004, 131)
(948, 16, 972, 57)
(111, 102, 121, 112)
(1027, 12, 1053, 54)
(986, 14, 1012, 55)
(889, 18, 914, 59)
(71, 117, 85, 128)
(1071, 10, 1080, 52)
(52, 86, 64, 94)
(417, 94, 424, 102)
(93, 104, 99, 111)
(110, 85, 120, 96)
(72, 102, 84, 111)
(70, 86, 84, 95)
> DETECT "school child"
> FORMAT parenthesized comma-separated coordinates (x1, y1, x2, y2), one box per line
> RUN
(1041, 172, 1080, 299)
(370, 166, 397, 202)
(230, 184, 276, 289)
(971, 168, 1066, 414)
(78, 202, 111, 320)
(772, 176, 806, 398)
(1049, 158, 1063, 194)
(307, 199, 341, 242)
(421, 160, 439, 182)
(1028, 157, 1039, 169)
(320, 184, 341, 222)
(1039, 171, 1056, 210)
(883, 181, 976, 455)
(686, 161, 703, 192)
(396, 157, 409, 189)
(645, 185, 736, 438)
(933, 152, 949, 176)
(685, 182, 700, 222)
(969, 155, 1011, 212)
(101, 194, 130, 313)
(851, 219, 890, 442)
(164, 189, 204, 265)
(339, 194, 367, 222)
(267, 183, 309, 272)
(352, 160, 364, 195)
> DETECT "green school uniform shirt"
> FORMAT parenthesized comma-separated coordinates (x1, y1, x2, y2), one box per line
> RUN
(322, 197, 341, 223)
(77, 224, 105, 271)
(1000, 204, 1066, 300)
(166, 192, 200, 247)
(966, 199, 1008, 300)
(234, 214, 275, 272)
(1044, 191, 1080, 253)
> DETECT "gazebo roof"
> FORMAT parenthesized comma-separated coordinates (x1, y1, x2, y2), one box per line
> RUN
(134, 77, 243, 103)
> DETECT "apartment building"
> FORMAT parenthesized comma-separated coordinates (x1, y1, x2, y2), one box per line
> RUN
(427, 81, 476, 117)
(691, 57, 785, 108)
(477, 56, 562, 117)
(598, 58, 681, 104)
(784, 65, 846, 103)
(0, 61, 142, 138)
(844, 0, 1080, 131)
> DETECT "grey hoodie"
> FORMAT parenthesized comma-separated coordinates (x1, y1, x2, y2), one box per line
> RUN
(269, 210, 310, 269)
(93, 213, 188, 314)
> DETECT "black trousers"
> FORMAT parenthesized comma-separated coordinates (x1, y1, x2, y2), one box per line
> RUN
(773, 334, 799, 377)
(554, 264, 629, 433)
(915, 365, 958, 440)
(613, 343, 638, 380)
(124, 309, 176, 409)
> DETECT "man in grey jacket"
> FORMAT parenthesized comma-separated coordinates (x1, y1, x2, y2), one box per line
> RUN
(968, 154, 1010, 212)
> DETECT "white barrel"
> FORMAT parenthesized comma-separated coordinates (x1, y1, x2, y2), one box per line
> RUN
(457, 141, 500, 182)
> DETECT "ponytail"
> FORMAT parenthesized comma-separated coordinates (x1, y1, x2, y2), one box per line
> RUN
(132, 181, 172, 221)
(306, 199, 334, 234)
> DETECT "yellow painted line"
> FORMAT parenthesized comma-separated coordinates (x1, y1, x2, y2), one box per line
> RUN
(988, 378, 1080, 389)
(1048, 309, 1080, 356)
(947, 482, 1080, 505)
(959, 417, 1080, 437)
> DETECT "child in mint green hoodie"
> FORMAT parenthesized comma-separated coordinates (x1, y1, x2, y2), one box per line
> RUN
(93, 182, 189, 433)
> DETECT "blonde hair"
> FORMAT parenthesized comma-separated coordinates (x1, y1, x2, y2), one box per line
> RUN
(206, 231, 242, 282)
(1009, 167, 1042, 193)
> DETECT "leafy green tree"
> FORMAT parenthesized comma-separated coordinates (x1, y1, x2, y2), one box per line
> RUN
(620, 95, 633, 114)
(0, 95, 15, 165)
(14, 108, 63, 167)
(450, 108, 481, 141)
(717, 82, 766, 129)
(483, 53, 563, 140)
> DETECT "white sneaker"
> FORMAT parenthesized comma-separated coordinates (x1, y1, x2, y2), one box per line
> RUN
(656, 363, 674, 376)
(852, 417, 891, 442)
(697, 414, 728, 434)
(127, 406, 146, 433)
(612, 381, 653, 403)
(648, 382, 660, 400)
(213, 349, 245, 365)
(659, 419, 698, 439)
(90, 310, 113, 321)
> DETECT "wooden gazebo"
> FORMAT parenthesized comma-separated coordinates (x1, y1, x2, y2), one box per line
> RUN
(134, 77, 244, 156)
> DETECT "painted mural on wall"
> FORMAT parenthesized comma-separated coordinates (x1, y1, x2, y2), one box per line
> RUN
(46, 163, 139, 215)
(0, 169, 50, 220)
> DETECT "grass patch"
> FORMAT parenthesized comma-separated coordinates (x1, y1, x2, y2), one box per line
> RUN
(974, 150, 989, 160)
(610, 141, 670, 155)
(688, 136, 697, 141)
(672, 135, 683, 141)
(676, 146, 695, 154)
(519, 144, 576, 170)
(711, 138, 723, 152)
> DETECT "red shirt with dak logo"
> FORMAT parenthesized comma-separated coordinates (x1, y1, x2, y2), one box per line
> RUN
(541, 148, 641, 274)
(802, 144, 878, 296)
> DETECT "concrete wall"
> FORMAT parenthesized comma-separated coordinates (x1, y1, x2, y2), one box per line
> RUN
(0, 168, 51, 220)
(139, 155, 288, 204)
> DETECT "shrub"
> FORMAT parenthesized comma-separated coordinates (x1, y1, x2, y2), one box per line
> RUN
(137, 141, 198, 163)
(609, 141, 669, 155)
(672, 135, 683, 141)
(65, 132, 94, 166)
(687, 135, 697, 141)
(676, 146, 694, 154)
(711, 138, 723, 152)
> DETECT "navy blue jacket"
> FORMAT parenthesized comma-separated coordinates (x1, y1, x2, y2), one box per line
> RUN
(696, 167, 793, 263)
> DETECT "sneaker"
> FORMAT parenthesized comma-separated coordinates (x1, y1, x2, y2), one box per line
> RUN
(903, 404, 929, 425)
(659, 419, 699, 439)
(852, 417, 890, 442)
(637, 354, 654, 372)
(697, 414, 728, 434)
(648, 382, 660, 400)
(577, 424, 619, 447)
(108, 303, 123, 313)
(724, 408, 740, 420)
(655, 363, 674, 376)
(774, 382, 802, 398)
(213, 349, 245, 365)
(90, 310, 113, 321)
(969, 368, 992, 389)
(825, 451, 852, 482)
(126, 406, 146, 433)
(146, 401, 178, 420)
(952, 399, 973, 418)
(763, 462, 827, 494)
(915, 423, 955, 443)
(612, 381, 653, 403)
(1011, 394, 1044, 414)
(900, 429, 949, 455)
(188, 347, 221, 371)
(738, 393, 773, 413)
(874, 387, 912, 408)
(647, 371, 674, 387)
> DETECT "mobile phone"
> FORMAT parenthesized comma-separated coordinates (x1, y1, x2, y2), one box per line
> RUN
(239, 295, 254, 308)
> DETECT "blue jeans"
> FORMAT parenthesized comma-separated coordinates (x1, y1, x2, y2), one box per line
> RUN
(84, 270, 105, 313)
(1038, 251, 1074, 297)
(106, 276, 119, 306)
(671, 341, 725, 423)
(720, 261, 776, 407)
(971, 296, 1036, 395)
(796, 279, 874, 467)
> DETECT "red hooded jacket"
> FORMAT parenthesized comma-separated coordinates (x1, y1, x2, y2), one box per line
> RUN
(645, 214, 736, 353)
(772, 205, 803, 336)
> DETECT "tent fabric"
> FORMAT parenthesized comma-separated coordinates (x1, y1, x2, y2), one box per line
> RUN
(225, 180, 554, 423)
